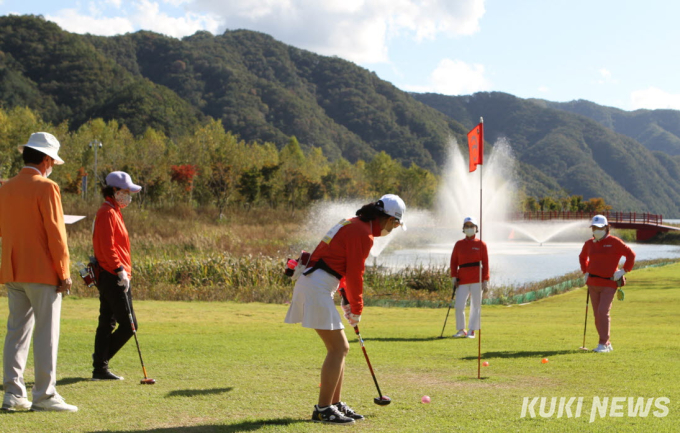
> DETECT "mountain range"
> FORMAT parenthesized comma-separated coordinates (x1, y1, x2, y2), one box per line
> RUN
(1, 14, 679, 216)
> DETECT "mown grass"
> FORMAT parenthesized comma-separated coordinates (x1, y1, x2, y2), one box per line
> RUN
(1, 263, 679, 432)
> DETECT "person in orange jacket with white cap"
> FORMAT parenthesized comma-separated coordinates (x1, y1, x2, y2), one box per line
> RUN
(0, 132, 78, 412)
(285, 194, 405, 425)
(450, 216, 489, 339)
(579, 214, 635, 353)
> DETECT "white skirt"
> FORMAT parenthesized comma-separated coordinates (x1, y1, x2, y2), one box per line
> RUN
(284, 269, 344, 330)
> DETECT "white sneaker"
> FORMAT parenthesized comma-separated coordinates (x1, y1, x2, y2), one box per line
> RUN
(607, 343, 613, 352)
(453, 330, 467, 338)
(467, 330, 476, 339)
(31, 395, 78, 412)
(1, 393, 31, 411)
(593, 344, 610, 353)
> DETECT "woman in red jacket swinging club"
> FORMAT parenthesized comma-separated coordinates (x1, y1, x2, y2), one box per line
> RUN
(450, 216, 489, 339)
(285, 194, 405, 425)
(579, 214, 635, 353)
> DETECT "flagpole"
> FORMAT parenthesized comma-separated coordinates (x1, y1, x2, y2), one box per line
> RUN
(478, 116, 483, 380)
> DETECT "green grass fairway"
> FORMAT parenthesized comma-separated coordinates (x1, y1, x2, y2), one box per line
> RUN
(1, 264, 679, 432)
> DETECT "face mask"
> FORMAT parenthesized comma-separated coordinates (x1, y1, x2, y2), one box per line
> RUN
(115, 191, 132, 209)
(381, 228, 389, 236)
(464, 228, 476, 237)
(44, 166, 53, 178)
(593, 229, 606, 240)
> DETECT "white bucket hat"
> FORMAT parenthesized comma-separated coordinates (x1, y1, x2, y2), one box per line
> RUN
(18, 132, 64, 165)
(590, 215, 608, 227)
(377, 194, 406, 230)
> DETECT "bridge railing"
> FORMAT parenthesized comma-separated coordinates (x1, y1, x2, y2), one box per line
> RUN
(515, 211, 663, 225)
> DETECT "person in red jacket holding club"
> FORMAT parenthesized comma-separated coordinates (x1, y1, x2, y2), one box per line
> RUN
(285, 194, 405, 425)
(91, 171, 142, 380)
(579, 214, 635, 353)
(450, 216, 489, 339)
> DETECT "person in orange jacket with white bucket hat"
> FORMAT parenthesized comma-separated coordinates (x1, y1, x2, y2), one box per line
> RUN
(285, 194, 405, 425)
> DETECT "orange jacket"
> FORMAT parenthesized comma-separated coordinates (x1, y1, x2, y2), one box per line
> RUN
(0, 167, 70, 285)
(310, 217, 382, 315)
(579, 234, 635, 289)
(93, 197, 132, 276)
(450, 236, 489, 285)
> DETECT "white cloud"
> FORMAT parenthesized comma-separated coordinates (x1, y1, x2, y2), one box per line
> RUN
(46, 0, 221, 38)
(402, 58, 490, 95)
(46, 8, 135, 36)
(188, 0, 486, 63)
(599, 68, 611, 80)
(538, 85, 549, 93)
(631, 87, 680, 110)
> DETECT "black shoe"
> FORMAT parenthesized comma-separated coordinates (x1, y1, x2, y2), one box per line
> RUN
(92, 370, 124, 381)
(311, 405, 355, 424)
(334, 402, 364, 421)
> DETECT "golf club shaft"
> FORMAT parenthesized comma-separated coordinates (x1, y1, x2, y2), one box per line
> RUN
(582, 289, 590, 349)
(439, 284, 457, 338)
(124, 291, 150, 379)
(354, 326, 384, 398)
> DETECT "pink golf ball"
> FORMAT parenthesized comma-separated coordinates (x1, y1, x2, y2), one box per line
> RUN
(421, 395, 431, 404)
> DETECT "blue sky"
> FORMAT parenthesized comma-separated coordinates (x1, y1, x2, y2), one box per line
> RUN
(2, 0, 679, 111)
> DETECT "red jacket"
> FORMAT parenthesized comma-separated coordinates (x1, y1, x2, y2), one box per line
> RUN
(93, 197, 132, 276)
(579, 234, 635, 289)
(450, 236, 489, 285)
(310, 217, 382, 315)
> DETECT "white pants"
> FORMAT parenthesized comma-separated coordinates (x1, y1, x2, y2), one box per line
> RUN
(284, 269, 343, 330)
(455, 283, 481, 331)
(3, 282, 62, 404)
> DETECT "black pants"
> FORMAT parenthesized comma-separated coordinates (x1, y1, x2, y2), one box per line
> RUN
(92, 269, 138, 371)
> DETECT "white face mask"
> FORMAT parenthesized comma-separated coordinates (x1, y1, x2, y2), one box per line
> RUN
(44, 166, 53, 178)
(464, 227, 476, 237)
(593, 229, 606, 240)
(115, 190, 132, 209)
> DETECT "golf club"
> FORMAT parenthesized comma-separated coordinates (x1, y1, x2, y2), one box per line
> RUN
(439, 283, 457, 338)
(578, 289, 590, 351)
(339, 290, 390, 406)
(123, 291, 156, 384)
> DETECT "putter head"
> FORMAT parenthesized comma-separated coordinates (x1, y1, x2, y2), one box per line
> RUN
(374, 396, 391, 406)
(578, 346, 589, 351)
(140, 378, 156, 385)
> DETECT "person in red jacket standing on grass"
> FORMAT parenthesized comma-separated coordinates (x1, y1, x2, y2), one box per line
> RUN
(450, 216, 489, 339)
(285, 194, 405, 425)
(579, 214, 635, 353)
(91, 171, 142, 380)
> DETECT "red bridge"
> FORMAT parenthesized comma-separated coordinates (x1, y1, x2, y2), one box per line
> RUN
(515, 211, 679, 241)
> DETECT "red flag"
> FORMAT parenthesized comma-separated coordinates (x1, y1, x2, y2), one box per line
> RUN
(467, 122, 484, 172)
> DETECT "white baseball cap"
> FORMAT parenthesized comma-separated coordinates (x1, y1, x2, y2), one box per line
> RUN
(463, 216, 479, 227)
(377, 194, 406, 230)
(17, 132, 64, 164)
(590, 215, 608, 227)
(106, 171, 142, 192)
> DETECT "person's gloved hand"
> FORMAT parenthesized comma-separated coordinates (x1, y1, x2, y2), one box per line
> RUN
(612, 269, 626, 281)
(345, 313, 361, 327)
(482, 281, 489, 293)
(341, 303, 352, 316)
(451, 277, 457, 288)
(117, 270, 130, 293)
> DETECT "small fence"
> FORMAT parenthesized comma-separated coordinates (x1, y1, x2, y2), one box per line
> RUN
(514, 211, 663, 225)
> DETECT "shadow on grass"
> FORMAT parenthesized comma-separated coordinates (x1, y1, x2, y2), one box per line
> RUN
(166, 387, 233, 398)
(88, 417, 305, 432)
(57, 377, 91, 386)
(461, 349, 577, 360)
(357, 336, 446, 342)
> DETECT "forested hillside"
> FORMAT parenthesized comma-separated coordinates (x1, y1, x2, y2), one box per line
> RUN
(2, 15, 680, 215)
